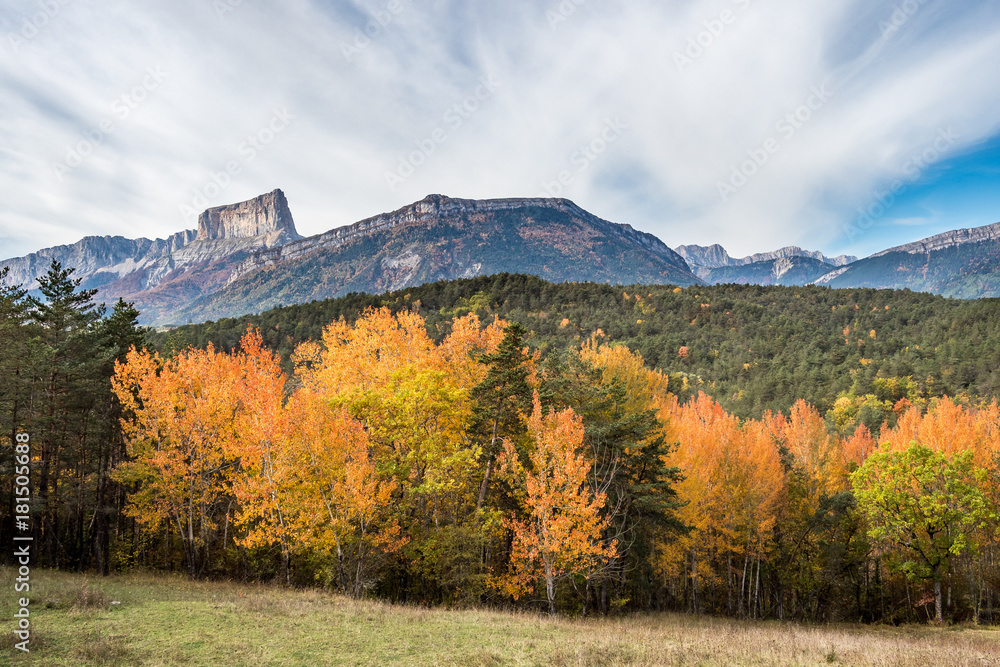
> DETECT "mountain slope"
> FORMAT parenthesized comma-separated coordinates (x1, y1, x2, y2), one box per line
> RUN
(148, 274, 1000, 421)
(172, 195, 701, 324)
(697, 256, 836, 286)
(676, 244, 856, 285)
(818, 221, 1000, 297)
(1, 190, 303, 323)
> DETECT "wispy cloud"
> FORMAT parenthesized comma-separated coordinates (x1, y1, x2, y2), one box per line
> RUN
(1, 0, 999, 261)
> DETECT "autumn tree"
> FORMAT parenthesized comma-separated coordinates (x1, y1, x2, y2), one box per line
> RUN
(292, 308, 507, 599)
(227, 328, 295, 584)
(279, 391, 405, 597)
(499, 394, 615, 615)
(558, 339, 684, 614)
(112, 344, 242, 578)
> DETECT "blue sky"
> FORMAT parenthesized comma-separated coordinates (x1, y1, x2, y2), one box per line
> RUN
(1, 0, 999, 262)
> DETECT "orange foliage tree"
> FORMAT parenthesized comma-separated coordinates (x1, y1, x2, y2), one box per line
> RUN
(499, 394, 616, 615)
(112, 343, 243, 578)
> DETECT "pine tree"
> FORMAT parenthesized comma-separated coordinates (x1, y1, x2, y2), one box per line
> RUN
(27, 260, 104, 567)
(470, 322, 534, 512)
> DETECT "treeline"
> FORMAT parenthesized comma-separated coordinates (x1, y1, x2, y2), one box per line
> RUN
(0, 262, 145, 573)
(146, 273, 1000, 419)
(120, 309, 1000, 622)
(110, 313, 683, 615)
(3, 267, 999, 623)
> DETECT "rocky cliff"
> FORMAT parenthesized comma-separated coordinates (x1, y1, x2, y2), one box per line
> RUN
(0, 229, 198, 291)
(676, 243, 857, 285)
(819, 220, 1000, 298)
(227, 194, 690, 286)
(676, 243, 856, 270)
(871, 221, 1000, 257)
(1, 189, 305, 324)
(196, 189, 301, 243)
(174, 194, 701, 324)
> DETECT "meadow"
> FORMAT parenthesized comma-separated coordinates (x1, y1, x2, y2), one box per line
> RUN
(2, 568, 998, 666)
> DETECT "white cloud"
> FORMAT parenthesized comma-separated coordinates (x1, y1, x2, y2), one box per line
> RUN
(1, 0, 999, 262)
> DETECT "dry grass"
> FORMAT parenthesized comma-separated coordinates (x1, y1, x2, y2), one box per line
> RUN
(1, 567, 998, 665)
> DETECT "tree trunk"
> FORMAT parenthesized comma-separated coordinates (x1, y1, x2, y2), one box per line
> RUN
(934, 578, 943, 623)
(544, 559, 556, 616)
(476, 421, 499, 512)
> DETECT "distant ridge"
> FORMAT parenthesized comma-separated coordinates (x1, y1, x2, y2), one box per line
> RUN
(816, 220, 1000, 298)
(675, 244, 857, 286)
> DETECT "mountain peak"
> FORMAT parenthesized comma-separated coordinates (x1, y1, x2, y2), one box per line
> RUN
(676, 243, 856, 269)
(196, 189, 301, 242)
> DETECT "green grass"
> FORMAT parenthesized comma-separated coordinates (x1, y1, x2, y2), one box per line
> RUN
(2, 568, 998, 666)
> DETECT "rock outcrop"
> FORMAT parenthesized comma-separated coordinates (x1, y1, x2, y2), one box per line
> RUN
(227, 194, 690, 286)
(675, 244, 735, 269)
(815, 220, 1000, 298)
(0, 229, 198, 291)
(196, 189, 301, 243)
(676, 243, 856, 270)
(1, 189, 305, 324)
(174, 194, 701, 324)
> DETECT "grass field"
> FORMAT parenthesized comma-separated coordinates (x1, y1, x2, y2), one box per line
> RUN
(2, 568, 999, 666)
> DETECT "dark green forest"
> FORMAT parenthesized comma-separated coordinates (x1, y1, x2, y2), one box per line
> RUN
(148, 273, 1000, 420)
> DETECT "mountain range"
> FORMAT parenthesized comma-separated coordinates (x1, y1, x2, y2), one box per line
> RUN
(2, 190, 999, 325)
(675, 244, 857, 286)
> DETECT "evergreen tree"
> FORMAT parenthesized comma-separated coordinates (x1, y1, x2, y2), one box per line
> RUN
(470, 322, 534, 512)
(27, 260, 104, 567)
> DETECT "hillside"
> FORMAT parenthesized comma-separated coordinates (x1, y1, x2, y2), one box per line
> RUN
(149, 274, 1000, 420)
(820, 235, 1000, 297)
(2, 194, 700, 326)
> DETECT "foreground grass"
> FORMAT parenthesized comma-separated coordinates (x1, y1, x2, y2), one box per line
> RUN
(2, 568, 998, 666)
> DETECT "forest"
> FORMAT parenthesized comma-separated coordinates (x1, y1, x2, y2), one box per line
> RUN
(2, 264, 999, 623)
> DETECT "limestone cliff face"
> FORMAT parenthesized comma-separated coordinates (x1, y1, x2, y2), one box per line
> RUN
(0, 229, 198, 291)
(0, 189, 305, 324)
(228, 194, 690, 285)
(872, 221, 1000, 257)
(676, 243, 856, 269)
(196, 189, 300, 243)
